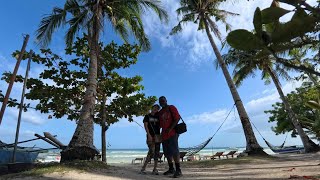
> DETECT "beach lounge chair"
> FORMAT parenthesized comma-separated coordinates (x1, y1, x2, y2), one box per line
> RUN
(132, 158, 144, 164)
(163, 151, 187, 162)
(147, 152, 164, 164)
(210, 152, 224, 160)
(221, 151, 237, 159)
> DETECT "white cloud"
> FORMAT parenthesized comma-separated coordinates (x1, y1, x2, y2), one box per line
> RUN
(262, 88, 276, 95)
(144, 0, 318, 69)
(143, 0, 277, 68)
(112, 115, 144, 129)
(0, 128, 36, 143)
(6, 107, 47, 125)
(185, 80, 303, 134)
(188, 109, 228, 124)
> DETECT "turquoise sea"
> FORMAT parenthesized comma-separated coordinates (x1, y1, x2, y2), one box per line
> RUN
(106, 147, 275, 164)
(37, 147, 275, 164)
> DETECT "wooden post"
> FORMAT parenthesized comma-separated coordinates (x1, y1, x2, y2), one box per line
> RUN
(0, 35, 29, 125)
(101, 94, 107, 162)
(12, 50, 33, 163)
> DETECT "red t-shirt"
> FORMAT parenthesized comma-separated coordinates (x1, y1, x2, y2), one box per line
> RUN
(158, 105, 181, 141)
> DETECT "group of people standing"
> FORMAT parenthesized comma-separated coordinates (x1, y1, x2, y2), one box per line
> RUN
(140, 96, 182, 178)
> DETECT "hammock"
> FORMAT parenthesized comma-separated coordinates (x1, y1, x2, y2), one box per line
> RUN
(249, 119, 304, 154)
(264, 139, 304, 154)
(178, 103, 236, 157)
(180, 137, 213, 156)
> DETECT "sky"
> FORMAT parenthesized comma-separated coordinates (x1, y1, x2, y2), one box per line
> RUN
(0, 0, 318, 150)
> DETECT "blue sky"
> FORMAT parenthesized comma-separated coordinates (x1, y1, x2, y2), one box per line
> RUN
(0, 0, 317, 150)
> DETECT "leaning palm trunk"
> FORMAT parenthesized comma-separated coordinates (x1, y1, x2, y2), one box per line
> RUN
(266, 67, 319, 153)
(61, 18, 100, 161)
(203, 19, 265, 155)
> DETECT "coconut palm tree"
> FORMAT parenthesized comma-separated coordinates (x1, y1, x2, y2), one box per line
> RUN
(224, 48, 320, 152)
(170, 0, 265, 155)
(36, 0, 168, 161)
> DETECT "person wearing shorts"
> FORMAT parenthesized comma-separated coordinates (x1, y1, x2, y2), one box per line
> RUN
(140, 104, 161, 175)
(158, 96, 182, 178)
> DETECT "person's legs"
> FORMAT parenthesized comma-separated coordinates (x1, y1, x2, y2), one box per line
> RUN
(171, 134, 182, 178)
(163, 137, 176, 175)
(152, 142, 161, 175)
(141, 141, 154, 173)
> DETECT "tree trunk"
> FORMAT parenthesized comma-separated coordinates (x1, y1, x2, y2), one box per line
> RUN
(204, 19, 266, 155)
(61, 16, 100, 161)
(266, 66, 319, 152)
(101, 94, 107, 163)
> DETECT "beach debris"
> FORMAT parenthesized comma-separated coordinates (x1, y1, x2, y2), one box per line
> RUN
(283, 167, 296, 171)
(289, 175, 319, 180)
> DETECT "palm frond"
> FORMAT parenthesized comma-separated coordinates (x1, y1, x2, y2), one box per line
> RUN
(170, 13, 196, 35)
(125, 9, 151, 51)
(64, 0, 81, 15)
(112, 19, 129, 43)
(65, 9, 90, 47)
(170, 23, 183, 35)
(176, 6, 193, 16)
(233, 65, 256, 87)
(206, 17, 222, 41)
(215, 9, 239, 17)
(137, 0, 169, 23)
(36, 7, 67, 47)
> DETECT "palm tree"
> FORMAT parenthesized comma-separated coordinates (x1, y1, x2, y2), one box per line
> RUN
(224, 48, 320, 152)
(170, 0, 265, 155)
(36, 0, 168, 161)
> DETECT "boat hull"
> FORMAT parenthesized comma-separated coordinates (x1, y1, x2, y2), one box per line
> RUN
(0, 149, 39, 164)
(271, 146, 304, 154)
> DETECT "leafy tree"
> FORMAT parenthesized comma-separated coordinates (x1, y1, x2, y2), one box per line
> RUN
(223, 48, 319, 152)
(227, 0, 320, 152)
(1, 37, 156, 162)
(36, 0, 167, 160)
(227, 1, 320, 76)
(0, 90, 25, 110)
(265, 81, 320, 141)
(170, 0, 265, 155)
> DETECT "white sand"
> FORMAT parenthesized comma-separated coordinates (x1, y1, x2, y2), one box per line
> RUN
(6, 153, 320, 180)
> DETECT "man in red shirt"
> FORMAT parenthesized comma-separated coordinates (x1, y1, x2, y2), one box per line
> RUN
(158, 96, 182, 178)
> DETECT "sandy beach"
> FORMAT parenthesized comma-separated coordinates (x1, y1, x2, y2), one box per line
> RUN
(3, 153, 319, 180)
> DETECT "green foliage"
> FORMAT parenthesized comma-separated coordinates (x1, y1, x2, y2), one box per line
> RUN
(226, 30, 263, 51)
(306, 100, 320, 110)
(170, 0, 237, 41)
(265, 81, 320, 139)
(226, 2, 320, 76)
(271, 9, 317, 43)
(222, 48, 290, 88)
(36, 0, 168, 51)
(0, 90, 29, 111)
(260, 7, 290, 24)
(253, 8, 262, 38)
(1, 37, 156, 125)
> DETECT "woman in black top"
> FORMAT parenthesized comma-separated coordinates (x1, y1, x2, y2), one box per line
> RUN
(140, 104, 161, 175)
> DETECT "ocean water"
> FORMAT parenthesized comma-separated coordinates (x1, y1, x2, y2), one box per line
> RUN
(37, 147, 275, 164)
(105, 147, 275, 164)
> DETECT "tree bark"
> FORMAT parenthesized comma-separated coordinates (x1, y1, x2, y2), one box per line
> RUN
(204, 19, 266, 155)
(266, 66, 319, 152)
(61, 15, 100, 161)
